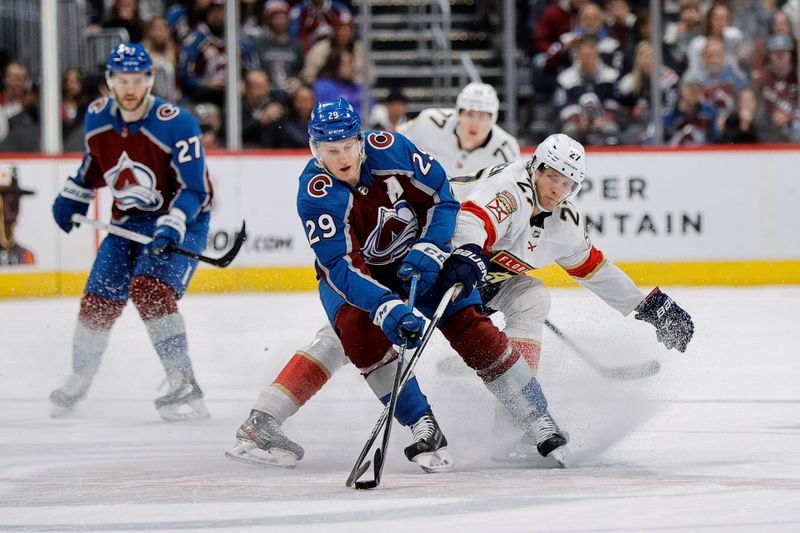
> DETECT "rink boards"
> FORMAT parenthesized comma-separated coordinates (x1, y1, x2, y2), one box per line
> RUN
(1, 145, 798, 297)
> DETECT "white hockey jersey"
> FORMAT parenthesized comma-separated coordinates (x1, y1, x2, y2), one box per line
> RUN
(452, 160, 645, 316)
(398, 108, 520, 176)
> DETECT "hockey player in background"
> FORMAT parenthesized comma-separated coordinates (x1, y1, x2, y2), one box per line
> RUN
(399, 81, 520, 173)
(49, 44, 214, 422)
(227, 98, 567, 471)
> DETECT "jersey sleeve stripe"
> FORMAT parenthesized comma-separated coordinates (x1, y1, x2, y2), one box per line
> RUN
(562, 246, 607, 279)
(461, 200, 498, 249)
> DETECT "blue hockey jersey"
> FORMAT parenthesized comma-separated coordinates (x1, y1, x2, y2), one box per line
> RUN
(71, 95, 213, 222)
(297, 130, 459, 315)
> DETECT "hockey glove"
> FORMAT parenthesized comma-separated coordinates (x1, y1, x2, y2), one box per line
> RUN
(438, 243, 489, 301)
(148, 209, 187, 261)
(52, 178, 94, 233)
(372, 294, 424, 348)
(397, 242, 449, 295)
(635, 287, 694, 352)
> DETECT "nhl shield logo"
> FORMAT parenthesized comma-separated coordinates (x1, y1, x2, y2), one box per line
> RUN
(104, 151, 164, 211)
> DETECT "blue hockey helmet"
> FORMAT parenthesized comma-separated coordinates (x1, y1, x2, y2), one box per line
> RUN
(307, 98, 362, 143)
(105, 43, 153, 74)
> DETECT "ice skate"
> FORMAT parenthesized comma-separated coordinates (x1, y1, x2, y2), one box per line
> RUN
(404, 409, 454, 473)
(154, 372, 209, 422)
(49, 373, 93, 418)
(492, 412, 568, 467)
(225, 410, 305, 468)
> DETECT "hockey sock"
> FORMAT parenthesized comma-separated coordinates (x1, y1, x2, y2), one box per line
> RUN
(73, 294, 125, 375)
(257, 352, 331, 424)
(130, 275, 193, 378)
(511, 338, 541, 375)
(484, 357, 549, 422)
(379, 376, 429, 427)
(440, 306, 519, 381)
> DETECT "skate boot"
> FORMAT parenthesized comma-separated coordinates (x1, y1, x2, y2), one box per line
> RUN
(49, 373, 93, 418)
(225, 410, 305, 468)
(403, 409, 454, 473)
(154, 372, 210, 422)
(493, 411, 568, 467)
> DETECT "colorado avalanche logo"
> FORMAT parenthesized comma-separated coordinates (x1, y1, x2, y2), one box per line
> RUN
(362, 201, 418, 265)
(308, 174, 333, 198)
(156, 103, 179, 120)
(103, 151, 164, 211)
(367, 132, 394, 149)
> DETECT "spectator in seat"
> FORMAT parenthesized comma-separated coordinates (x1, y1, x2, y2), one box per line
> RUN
(194, 102, 224, 149)
(179, 0, 260, 107)
(0, 62, 39, 152)
(264, 84, 317, 148)
(290, 0, 352, 52)
(61, 68, 90, 152)
(101, 0, 145, 43)
(166, 0, 212, 42)
(664, 0, 703, 76)
(617, 41, 680, 145)
(252, 0, 306, 92)
(686, 3, 744, 74)
(312, 48, 370, 116)
(752, 34, 799, 143)
(241, 69, 288, 148)
(750, 11, 796, 77)
(369, 87, 410, 131)
(554, 38, 621, 145)
(302, 14, 369, 85)
(663, 70, 719, 145)
(697, 37, 748, 128)
(142, 16, 182, 103)
(720, 86, 762, 143)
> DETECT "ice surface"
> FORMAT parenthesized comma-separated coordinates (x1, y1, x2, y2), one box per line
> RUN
(1, 287, 799, 532)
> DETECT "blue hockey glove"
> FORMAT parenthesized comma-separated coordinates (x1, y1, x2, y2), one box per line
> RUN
(148, 209, 187, 261)
(397, 242, 449, 295)
(52, 178, 94, 233)
(372, 294, 424, 348)
(635, 287, 694, 352)
(438, 244, 489, 301)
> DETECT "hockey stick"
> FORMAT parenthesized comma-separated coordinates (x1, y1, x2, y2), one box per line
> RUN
(71, 214, 247, 268)
(544, 319, 660, 380)
(355, 273, 420, 490)
(347, 282, 464, 489)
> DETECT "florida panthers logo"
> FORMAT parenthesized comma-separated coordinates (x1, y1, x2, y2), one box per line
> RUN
(103, 151, 164, 211)
(362, 200, 418, 265)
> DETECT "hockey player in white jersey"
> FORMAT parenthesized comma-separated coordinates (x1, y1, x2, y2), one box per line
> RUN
(399, 81, 520, 174)
(436, 134, 694, 457)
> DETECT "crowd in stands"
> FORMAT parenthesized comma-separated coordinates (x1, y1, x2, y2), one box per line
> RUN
(529, 0, 800, 145)
(0, 0, 798, 151)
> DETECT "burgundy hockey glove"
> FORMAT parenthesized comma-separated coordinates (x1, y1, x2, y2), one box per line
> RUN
(635, 287, 694, 352)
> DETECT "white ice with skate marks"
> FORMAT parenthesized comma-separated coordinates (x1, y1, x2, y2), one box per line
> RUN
(1, 287, 799, 532)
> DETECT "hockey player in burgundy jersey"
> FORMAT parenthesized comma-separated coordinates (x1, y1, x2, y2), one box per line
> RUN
(49, 44, 214, 422)
(227, 98, 565, 470)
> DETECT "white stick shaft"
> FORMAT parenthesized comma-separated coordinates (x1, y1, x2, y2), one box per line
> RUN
(71, 214, 153, 245)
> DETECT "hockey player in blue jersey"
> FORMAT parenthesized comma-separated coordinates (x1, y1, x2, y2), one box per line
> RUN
(227, 98, 566, 471)
(49, 43, 214, 422)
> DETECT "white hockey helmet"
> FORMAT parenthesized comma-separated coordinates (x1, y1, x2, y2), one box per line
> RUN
(529, 133, 587, 206)
(456, 82, 499, 126)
